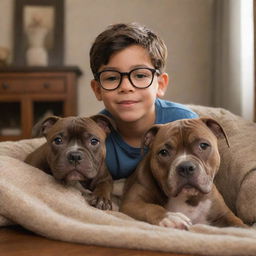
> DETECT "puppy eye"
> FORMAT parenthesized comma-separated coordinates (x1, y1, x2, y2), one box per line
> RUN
(199, 142, 210, 150)
(90, 138, 99, 146)
(53, 137, 63, 145)
(158, 149, 169, 157)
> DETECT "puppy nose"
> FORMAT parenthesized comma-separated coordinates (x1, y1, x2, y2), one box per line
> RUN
(67, 151, 83, 164)
(176, 161, 196, 177)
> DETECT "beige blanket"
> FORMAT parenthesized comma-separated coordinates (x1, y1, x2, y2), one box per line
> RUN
(1, 105, 256, 255)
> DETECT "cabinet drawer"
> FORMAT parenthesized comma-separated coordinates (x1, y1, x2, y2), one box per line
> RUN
(0, 78, 65, 94)
(25, 78, 65, 93)
(0, 79, 25, 93)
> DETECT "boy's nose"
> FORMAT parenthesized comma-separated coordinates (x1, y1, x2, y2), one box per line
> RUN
(118, 77, 135, 92)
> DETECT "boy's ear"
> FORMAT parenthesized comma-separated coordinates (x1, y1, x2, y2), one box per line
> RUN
(156, 72, 169, 98)
(91, 79, 103, 101)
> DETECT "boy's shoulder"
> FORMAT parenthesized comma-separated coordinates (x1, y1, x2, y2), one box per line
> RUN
(155, 98, 198, 123)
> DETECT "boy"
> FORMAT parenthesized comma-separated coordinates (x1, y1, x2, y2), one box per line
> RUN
(90, 23, 198, 180)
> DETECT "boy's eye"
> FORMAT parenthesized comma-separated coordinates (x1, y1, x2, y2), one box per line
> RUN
(135, 73, 147, 79)
(101, 72, 120, 82)
(105, 75, 118, 82)
(132, 70, 151, 80)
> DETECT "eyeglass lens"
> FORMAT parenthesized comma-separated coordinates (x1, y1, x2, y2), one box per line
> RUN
(99, 68, 154, 90)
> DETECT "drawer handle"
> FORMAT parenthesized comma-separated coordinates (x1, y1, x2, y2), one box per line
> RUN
(2, 82, 9, 90)
(43, 82, 50, 89)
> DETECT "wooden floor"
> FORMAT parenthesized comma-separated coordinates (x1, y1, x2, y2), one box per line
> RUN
(0, 226, 198, 256)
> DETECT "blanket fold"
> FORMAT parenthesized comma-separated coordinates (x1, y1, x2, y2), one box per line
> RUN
(1, 106, 256, 255)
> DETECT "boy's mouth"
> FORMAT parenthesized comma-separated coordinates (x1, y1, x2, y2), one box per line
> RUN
(118, 100, 139, 106)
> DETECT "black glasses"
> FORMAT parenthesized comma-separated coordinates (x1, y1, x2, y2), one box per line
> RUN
(95, 67, 160, 91)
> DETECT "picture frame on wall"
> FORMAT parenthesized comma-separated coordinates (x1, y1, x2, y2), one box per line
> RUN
(13, 0, 64, 66)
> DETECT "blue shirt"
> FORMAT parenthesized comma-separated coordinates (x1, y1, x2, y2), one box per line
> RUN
(100, 98, 198, 180)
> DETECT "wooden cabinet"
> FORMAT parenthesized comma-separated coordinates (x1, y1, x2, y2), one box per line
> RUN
(0, 66, 82, 141)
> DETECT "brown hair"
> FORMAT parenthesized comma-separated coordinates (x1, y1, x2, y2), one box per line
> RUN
(89, 23, 168, 78)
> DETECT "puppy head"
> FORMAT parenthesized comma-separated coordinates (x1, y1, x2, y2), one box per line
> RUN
(142, 117, 228, 197)
(35, 115, 114, 183)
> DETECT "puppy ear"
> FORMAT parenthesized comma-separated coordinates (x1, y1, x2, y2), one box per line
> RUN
(90, 114, 116, 134)
(200, 117, 230, 147)
(143, 125, 162, 148)
(32, 116, 60, 137)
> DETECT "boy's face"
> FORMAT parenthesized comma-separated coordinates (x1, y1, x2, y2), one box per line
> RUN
(91, 45, 168, 124)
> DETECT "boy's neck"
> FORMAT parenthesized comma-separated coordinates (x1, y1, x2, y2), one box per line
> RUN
(116, 114, 155, 148)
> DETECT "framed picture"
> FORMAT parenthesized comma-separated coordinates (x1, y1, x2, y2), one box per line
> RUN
(13, 0, 64, 66)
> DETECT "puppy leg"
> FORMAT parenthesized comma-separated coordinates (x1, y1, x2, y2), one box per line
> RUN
(210, 205, 248, 228)
(209, 185, 248, 227)
(121, 200, 191, 230)
(82, 169, 113, 210)
(88, 180, 113, 210)
(121, 181, 192, 229)
(159, 212, 192, 230)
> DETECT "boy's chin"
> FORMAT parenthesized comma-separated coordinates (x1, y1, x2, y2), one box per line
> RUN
(115, 112, 144, 123)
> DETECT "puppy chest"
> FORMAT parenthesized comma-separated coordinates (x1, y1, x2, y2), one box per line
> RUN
(166, 197, 212, 225)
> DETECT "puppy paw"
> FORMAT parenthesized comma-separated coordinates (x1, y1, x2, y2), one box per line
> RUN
(159, 212, 192, 230)
(83, 192, 112, 210)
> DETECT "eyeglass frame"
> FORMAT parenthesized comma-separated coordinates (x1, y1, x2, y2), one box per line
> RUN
(95, 67, 160, 91)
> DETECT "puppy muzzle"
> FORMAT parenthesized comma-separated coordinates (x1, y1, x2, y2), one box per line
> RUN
(67, 151, 83, 165)
(168, 156, 214, 197)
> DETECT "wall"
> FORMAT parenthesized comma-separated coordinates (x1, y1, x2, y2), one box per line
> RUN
(0, 1, 13, 50)
(2, 0, 253, 120)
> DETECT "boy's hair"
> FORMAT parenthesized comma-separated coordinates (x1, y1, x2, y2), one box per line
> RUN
(90, 23, 167, 78)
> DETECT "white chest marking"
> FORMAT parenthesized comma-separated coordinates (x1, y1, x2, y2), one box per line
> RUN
(166, 196, 212, 225)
